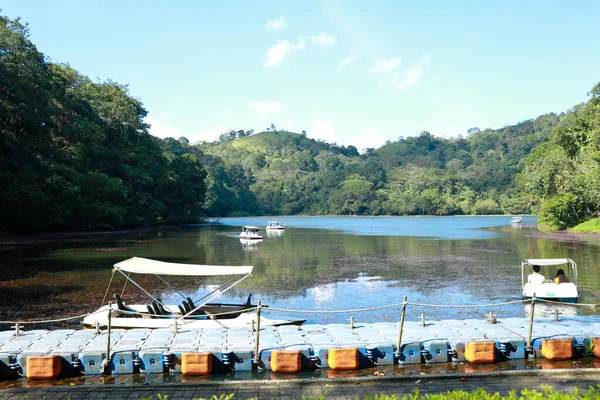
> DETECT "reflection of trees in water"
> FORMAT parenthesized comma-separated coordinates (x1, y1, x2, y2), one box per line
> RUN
(3, 222, 600, 321)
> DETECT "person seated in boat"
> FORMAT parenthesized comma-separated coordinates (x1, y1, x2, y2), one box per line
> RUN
(527, 265, 545, 285)
(555, 269, 570, 284)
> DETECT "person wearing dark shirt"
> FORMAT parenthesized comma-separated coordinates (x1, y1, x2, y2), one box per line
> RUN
(555, 269, 570, 284)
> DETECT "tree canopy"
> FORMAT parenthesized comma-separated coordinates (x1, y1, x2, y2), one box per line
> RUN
(2, 13, 598, 233)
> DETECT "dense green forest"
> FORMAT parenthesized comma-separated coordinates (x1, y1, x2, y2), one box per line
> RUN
(1, 14, 599, 233)
(0, 15, 206, 233)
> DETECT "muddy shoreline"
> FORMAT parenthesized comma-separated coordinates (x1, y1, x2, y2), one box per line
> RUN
(522, 225, 600, 245)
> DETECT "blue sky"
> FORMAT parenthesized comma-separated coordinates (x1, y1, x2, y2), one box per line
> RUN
(3, 1, 599, 151)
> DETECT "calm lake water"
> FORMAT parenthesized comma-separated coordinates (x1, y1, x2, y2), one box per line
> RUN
(1, 216, 600, 327)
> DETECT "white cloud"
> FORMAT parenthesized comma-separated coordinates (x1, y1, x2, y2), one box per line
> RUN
(381, 54, 431, 89)
(248, 101, 289, 121)
(266, 16, 286, 31)
(146, 117, 225, 143)
(347, 131, 387, 152)
(263, 38, 306, 67)
(286, 119, 295, 129)
(339, 49, 359, 68)
(312, 32, 338, 46)
(309, 118, 336, 143)
(370, 57, 402, 74)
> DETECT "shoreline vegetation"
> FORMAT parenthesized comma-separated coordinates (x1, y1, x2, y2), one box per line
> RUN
(2, 14, 599, 236)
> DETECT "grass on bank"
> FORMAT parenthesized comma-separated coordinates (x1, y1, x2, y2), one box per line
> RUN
(570, 218, 600, 233)
(132, 385, 600, 400)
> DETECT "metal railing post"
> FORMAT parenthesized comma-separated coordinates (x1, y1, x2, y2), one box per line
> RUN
(526, 294, 536, 357)
(253, 301, 262, 367)
(394, 296, 408, 361)
(101, 301, 113, 375)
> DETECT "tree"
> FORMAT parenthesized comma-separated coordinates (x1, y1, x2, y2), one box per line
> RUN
(329, 174, 374, 215)
(468, 127, 481, 136)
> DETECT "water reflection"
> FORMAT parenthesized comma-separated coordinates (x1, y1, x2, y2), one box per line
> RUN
(240, 238, 262, 249)
(1, 356, 598, 389)
(265, 229, 284, 238)
(524, 302, 580, 318)
(0, 217, 599, 325)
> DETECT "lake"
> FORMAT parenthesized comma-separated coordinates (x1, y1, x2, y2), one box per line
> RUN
(1, 216, 599, 328)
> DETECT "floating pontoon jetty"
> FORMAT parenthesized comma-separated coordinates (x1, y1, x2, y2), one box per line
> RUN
(1, 314, 600, 380)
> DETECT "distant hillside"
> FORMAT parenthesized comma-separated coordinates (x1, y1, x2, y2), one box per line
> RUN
(196, 113, 560, 217)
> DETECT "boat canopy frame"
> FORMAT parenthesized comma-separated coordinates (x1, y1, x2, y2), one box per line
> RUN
(111, 257, 254, 318)
(520, 258, 577, 288)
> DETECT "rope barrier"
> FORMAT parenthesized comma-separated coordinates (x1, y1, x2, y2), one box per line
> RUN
(407, 299, 529, 309)
(266, 299, 530, 314)
(0, 296, 597, 326)
(536, 298, 599, 308)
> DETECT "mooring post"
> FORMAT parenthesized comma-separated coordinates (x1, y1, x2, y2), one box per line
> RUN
(102, 301, 113, 375)
(526, 294, 536, 357)
(554, 307, 559, 322)
(420, 313, 425, 327)
(14, 322, 21, 337)
(349, 316, 355, 329)
(394, 296, 408, 360)
(253, 300, 262, 367)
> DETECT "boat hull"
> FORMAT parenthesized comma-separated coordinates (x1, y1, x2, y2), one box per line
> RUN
(82, 304, 304, 329)
(522, 281, 579, 304)
(523, 295, 578, 304)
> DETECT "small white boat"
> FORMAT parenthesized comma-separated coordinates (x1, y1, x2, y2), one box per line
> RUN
(521, 258, 579, 303)
(266, 221, 285, 230)
(239, 225, 263, 239)
(83, 257, 305, 329)
(510, 216, 522, 224)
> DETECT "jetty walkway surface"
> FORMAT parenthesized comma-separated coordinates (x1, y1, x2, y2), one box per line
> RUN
(1, 369, 600, 399)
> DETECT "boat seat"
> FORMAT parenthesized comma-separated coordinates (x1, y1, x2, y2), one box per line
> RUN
(113, 293, 139, 316)
(151, 301, 164, 316)
(184, 297, 206, 316)
(146, 305, 158, 319)
(151, 300, 174, 316)
(155, 301, 174, 316)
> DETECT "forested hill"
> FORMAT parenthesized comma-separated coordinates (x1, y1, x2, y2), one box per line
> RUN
(2, 13, 598, 234)
(196, 114, 559, 217)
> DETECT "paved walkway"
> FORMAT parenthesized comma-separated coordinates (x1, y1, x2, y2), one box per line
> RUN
(1, 369, 600, 399)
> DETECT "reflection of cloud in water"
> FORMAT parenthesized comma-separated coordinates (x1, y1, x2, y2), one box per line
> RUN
(310, 283, 336, 303)
(353, 275, 383, 291)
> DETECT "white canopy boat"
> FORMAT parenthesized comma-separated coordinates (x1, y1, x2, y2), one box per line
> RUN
(510, 216, 522, 224)
(521, 258, 579, 303)
(239, 225, 263, 239)
(266, 221, 285, 230)
(83, 257, 304, 329)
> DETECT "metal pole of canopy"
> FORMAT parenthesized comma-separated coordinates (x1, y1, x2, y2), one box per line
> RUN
(183, 273, 252, 318)
(115, 268, 160, 304)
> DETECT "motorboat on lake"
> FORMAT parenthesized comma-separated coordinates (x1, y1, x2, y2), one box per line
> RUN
(240, 225, 263, 239)
(266, 221, 285, 230)
(510, 216, 522, 224)
(83, 257, 305, 329)
(521, 258, 579, 303)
